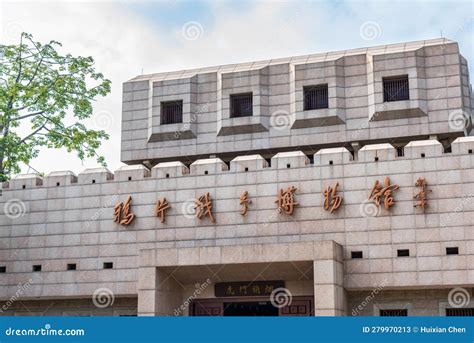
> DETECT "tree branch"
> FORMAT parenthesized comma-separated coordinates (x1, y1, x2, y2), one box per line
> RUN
(19, 123, 46, 144)
(16, 110, 45, 121)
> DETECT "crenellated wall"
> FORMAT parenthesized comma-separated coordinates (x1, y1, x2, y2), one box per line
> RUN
(1, 137, 474, 301)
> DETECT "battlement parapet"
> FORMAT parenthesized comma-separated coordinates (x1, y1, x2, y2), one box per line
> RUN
(2, 138, 474, 191)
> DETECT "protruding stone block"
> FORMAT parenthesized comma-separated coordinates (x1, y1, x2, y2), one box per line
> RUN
(152, 161, 190, 178)
(404, 140, 443, 158)
(358, 143, 396, 162)
(10, 174, 43, 189)
(44, 171, 78, 187)
(230, 155, 268, 172)
(114, 165, 150, 181)
(271, 151, 309, 169)
(78, 168, 114, 184)
(314, 147, 352, 166)
(451, 136, 474, 155)
(190, 158, 228, 175)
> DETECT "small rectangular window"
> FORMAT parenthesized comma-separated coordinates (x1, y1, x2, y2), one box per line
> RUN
(103, 262, 113, 269)
(32, 265, 42, 272)
(397, 249, 410, 257)
(351, 251, 363, 259)
(304, 84, 328, 110)
(383, 75, 409, 102)
(230, 93, 253, 118)
(161, 100, 183, 125)
(67, 263, 77, 271)
(0, 266, 6, 273)
(396, 146, 404, 157)
(446, 247, 459, 255)
(380, 309, 408, 316)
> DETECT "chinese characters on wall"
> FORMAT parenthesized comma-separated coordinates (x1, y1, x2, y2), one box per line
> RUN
(112, 177, 432, 225)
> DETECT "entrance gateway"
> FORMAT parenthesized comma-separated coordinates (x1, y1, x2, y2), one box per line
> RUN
(138, 241, 345, 316)
(191, 281, 313, 316)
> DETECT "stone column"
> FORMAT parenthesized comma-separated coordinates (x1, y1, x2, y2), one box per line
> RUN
(138, 249, 183, 316)
(138, 266, 183, 316)
(313, 243, 346, 316)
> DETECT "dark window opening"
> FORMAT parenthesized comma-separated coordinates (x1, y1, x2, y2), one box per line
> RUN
(67, 263, 77, 271)
(396, 146, 404, 157)
(421, 153, 425, 158)
(166, 173, 170, 178)
(469, 149, 473, 154)
(286, 164, 291, 169)
(383, 75, 409, 102)
(351, 251, 363, 259)
(128, 176, 132, 181)
(374, 157, 379, 162)
(304, 84, 329, 110)
(56, 182, 60, 186)
(446, 247, 459, 255)
(244, 167, 249, 172)
(33, 265, 42, 272)
(230, 93, 253, 118)
(103, 262, 113, 269)
(380, 309, 408, 316)
(397, 249, 410, 257)
(446, 308, 474, 316)
(204, 170, 208, 175)
(92, 180, 96, 184)
(0, 266, 6, 273)
(22, 185, 26, 189)
(329, 160, 333, 165)
(161, 100, 183, 125)
(444, 146, 452, 154)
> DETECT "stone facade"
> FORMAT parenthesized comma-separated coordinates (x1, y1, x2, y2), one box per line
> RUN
(121, 38, 472, 165)
(1, 39, 473, 316)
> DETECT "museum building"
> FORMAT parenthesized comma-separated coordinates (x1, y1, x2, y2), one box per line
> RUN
(1, 38, 474, 316)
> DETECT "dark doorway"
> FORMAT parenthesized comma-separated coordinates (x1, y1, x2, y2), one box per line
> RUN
(223, 301, 279, 316)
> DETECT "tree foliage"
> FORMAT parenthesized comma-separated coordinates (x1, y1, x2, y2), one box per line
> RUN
(0, 33, 111, 181)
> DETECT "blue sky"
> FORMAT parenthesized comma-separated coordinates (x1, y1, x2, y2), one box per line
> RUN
(2, 0, 473, 175)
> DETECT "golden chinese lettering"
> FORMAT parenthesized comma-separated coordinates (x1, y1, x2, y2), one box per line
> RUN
(239, 191, 251, 216)
(226, 285, 235, 296)
(275, 186, 299, 215)
(414, 178, 432, 209)
(195, 192, 216, 223)
(155, 198, 171, 223)
(369, 177, 399, 209)
(251, 285, 261, 295)
(323, 182, 343, 213)
(113, 196, 135, 225)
